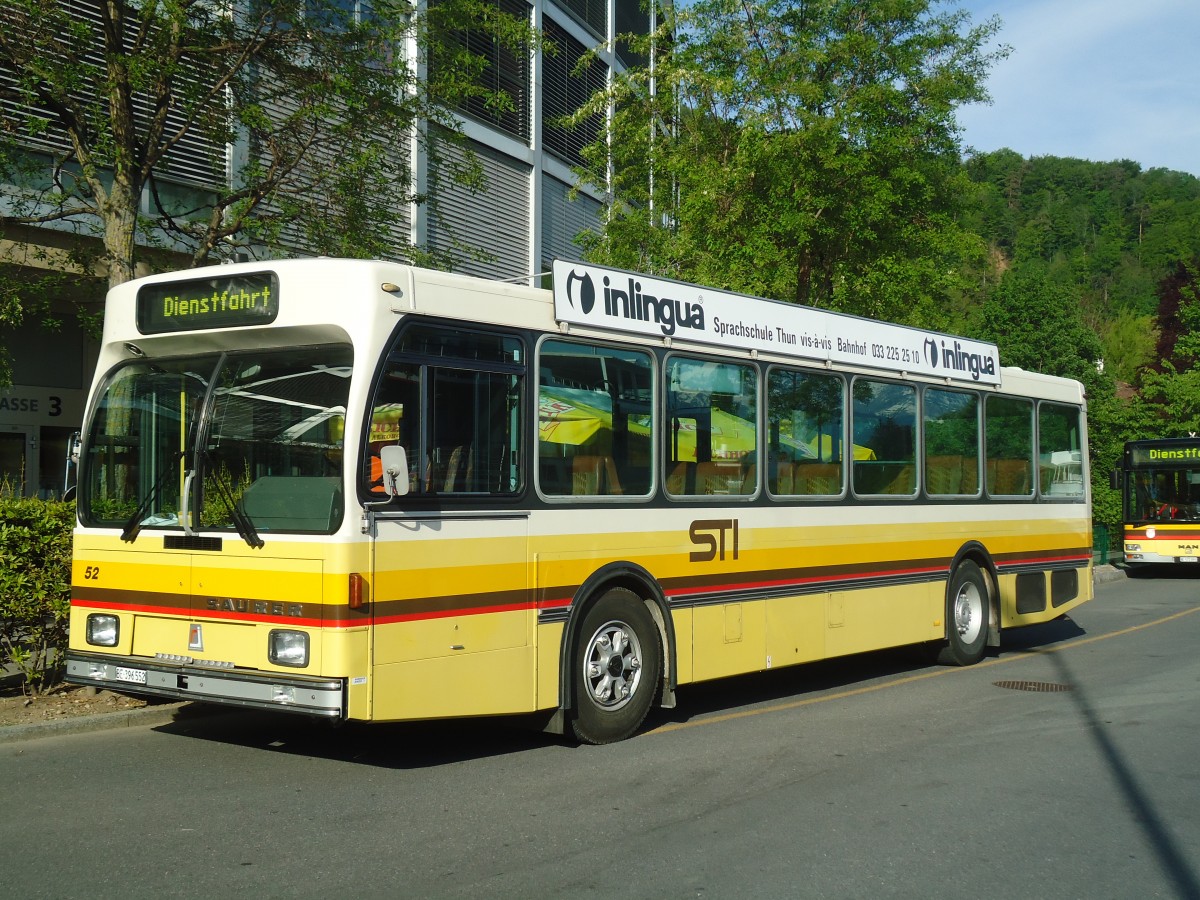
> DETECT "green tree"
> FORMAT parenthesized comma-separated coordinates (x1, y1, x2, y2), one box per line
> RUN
(976, 268, 1105, 391)
(578, 0, 1006, 326)
(1098, 308, 1157, 385)
(1135, 260, 1200, 435)
(0, 0, 532, 382)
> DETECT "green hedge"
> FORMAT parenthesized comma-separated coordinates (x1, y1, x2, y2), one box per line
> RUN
(0, 496, 74, 694)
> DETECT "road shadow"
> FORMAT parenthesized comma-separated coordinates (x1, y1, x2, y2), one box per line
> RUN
(995, 612, 1087, 652)
(1046, 651, 1200, 898)
(152, 614, 1090, 767)
(154, 704, 571, 768)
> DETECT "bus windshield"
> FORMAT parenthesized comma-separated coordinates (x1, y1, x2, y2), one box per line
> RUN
(1129, 463, 1200, 522)
(80, 345, 352, 536)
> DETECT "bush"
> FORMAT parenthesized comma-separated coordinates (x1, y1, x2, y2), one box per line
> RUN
(0, 495, 74, 695)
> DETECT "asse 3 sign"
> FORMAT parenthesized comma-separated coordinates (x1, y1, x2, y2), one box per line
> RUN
(0, 386, 83, 426)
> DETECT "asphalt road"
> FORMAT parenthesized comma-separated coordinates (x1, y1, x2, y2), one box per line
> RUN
(2, 569, 1198, 899)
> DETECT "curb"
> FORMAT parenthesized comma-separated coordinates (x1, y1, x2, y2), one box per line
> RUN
(0, 701, 197, 745)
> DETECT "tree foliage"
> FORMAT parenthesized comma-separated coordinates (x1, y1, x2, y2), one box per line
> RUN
(0, 0, 533, 387)
(0, 0, 532, 290)
(578, 0, 1006, 327)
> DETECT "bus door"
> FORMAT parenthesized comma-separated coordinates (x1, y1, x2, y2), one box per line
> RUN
(370, 509, 531, 721)
(365, 323, 535, 722)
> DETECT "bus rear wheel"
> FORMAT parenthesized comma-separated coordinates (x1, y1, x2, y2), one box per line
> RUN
(937, 560, 989, 666)
(571, 588, 661, 744)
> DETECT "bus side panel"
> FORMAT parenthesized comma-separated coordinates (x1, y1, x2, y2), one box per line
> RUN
(370, 520, 536, 722)
(764, 594, 826, 669)
(691, 602, 766, 681)
(822, 583, 944, 659)
(994, 514, 1094, 628)
(996, 564, 1093, 628)
(372, 647, 538, 720)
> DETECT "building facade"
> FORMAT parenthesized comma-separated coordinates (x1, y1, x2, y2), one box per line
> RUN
(0, 0, 660, 497)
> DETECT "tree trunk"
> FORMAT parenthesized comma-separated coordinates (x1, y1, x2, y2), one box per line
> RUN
(101, 178, 139, 291)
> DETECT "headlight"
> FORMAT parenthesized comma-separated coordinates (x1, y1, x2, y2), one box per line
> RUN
(268, 630, 309, 667)
(1125, 543, 1141, 551)
(86, 614, 120, 647)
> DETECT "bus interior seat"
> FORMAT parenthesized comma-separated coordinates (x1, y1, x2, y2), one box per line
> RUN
(441, 445, 474, 492)
(793, 462, 841, 495)
(572, 455, 622, 495)
(988, 458, 1032, 496)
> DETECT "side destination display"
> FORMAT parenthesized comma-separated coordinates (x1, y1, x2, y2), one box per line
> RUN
(552, 260, 1001, 386)
(1129, 441, 1200, 466)
(136, 272, 279, 334)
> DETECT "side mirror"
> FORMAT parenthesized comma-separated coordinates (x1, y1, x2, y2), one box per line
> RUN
(1109, 468, 1120, 491)
(379, 445, 410, 497)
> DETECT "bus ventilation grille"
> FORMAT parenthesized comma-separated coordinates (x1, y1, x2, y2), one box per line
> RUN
(164, 535, 224, 552)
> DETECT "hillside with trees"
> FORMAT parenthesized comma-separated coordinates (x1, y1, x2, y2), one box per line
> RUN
(955, 152, 1200, 535)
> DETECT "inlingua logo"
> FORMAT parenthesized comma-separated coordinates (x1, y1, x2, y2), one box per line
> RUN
(600, 275, 705, 337)
(925, 338, 996, 382)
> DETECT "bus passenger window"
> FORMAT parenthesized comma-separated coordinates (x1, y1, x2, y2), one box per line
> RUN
(538, 340, 653, 497)
(985, 397, 1034, 497)
(767, 368, 844, 496)
(666, 357, 757, 497)
(852, 379, 916, 497)
(924, 388, 980, 496)
(1039, 403, 1084, 498)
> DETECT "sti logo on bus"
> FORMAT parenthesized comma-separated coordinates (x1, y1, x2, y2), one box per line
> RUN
(690, 519, 739, 562)
(562, 267, 705, 337)
(922, 337, 997, 382)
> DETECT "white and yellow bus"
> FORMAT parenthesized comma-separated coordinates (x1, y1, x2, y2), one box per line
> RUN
(66, 258, 1092, 743)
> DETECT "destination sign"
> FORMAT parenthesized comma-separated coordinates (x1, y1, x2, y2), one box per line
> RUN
(136, 272, 279, 334)
(552, 261, 1002, 386)
(1130, 442, 1200, 466)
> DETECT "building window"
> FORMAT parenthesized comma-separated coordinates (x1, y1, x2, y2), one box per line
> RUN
(556, 0, 606, 38)
(615, 0, 650, 69)
(542, 18, 607, 167)
(434, 0, 532, 143)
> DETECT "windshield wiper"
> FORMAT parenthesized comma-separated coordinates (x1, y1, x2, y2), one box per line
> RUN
(202, 449, 264, 549)
(120, 452, 186, 543)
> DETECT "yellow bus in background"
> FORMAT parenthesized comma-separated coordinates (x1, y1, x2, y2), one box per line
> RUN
(1114, 437, 1200, 569)
(66, 258, 1093, 743)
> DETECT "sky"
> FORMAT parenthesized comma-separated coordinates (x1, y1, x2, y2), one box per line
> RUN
(953, 0, 1200, 177)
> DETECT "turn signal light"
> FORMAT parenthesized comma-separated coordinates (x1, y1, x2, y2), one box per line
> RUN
(349, 573, 369, 611)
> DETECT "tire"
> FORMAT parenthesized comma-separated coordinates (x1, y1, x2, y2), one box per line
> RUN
(936, 560, 989, 666)
(570, 587, 661, 744)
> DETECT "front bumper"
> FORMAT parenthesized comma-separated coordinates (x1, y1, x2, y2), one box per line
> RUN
(66, 651, 346, 718)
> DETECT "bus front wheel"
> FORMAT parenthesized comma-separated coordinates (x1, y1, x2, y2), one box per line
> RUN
(937, 560, 989, 666)
(571, 588, 661, 744)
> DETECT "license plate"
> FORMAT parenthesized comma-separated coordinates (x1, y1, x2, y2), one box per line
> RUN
(114, 666, 147, 685)
(1181, 556, 1199, 563)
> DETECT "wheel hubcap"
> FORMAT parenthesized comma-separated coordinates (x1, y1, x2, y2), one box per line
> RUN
(953, 581, 984, 644)
(583, 620, 643, 711)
